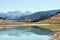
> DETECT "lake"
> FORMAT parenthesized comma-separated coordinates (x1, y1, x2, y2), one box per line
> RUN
(0, 26, 52, 40)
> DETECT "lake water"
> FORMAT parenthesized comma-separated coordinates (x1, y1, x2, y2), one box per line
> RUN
(0, 26, 52, 40)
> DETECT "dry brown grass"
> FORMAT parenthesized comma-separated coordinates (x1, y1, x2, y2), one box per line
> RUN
(0, 19, 60, 24)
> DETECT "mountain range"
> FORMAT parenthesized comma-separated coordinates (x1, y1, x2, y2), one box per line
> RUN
(0, 10, 60, 21)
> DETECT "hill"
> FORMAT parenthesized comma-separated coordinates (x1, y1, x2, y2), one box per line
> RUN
(19, 10, 60, 21)
(35, 13, 60, 24)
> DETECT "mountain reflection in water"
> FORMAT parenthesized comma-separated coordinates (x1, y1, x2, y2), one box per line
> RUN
(0, 26, 52, 36)
(0, 26, 52, 40)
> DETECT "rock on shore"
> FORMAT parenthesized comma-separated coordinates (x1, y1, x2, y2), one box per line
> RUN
(49, 32, 60, 40)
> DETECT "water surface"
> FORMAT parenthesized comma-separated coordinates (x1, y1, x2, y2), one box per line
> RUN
(0, 26, 52, 40)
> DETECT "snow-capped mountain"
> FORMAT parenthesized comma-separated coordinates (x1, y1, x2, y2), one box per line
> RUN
(0, 11, 32, 20)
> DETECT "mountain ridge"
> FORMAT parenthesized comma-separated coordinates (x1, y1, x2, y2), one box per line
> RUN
(0, 9, 60, 21)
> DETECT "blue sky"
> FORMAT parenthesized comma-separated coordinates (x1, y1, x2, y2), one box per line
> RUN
(0, 0, 60, 12)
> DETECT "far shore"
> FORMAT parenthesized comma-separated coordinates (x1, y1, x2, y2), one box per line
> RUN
(0, 24, 60, 32)
(0, 24, 50, 26)
(0, 24, 60, 26)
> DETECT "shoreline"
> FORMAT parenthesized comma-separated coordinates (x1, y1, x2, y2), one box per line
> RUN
(0, 24, 60, 32)
(0, 24, 50, 26)
(0, 24, 60, 26)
